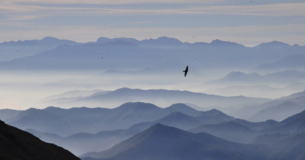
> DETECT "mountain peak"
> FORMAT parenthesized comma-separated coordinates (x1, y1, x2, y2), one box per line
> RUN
(116, 102, 161, 111)
(255, 41, 290, 48)
(206, 109, 233, 117)
(114, 87, 134, 92)
(197, 109, 235, 124)
(147, 123, 169, 131)
(206, 108, 225, 114)
(210, 39, 244, 47)
(142, 36, 183, 45)
(167, 103, 195, 110)
(42, 36, 60, 41)
(96, 37, 139, 44)
(96, 36, 184, 46)
(1, 37, 77, 46)
(95, 37, 139, 46)
(166, 103, 199, 117)
(221, 71, 262, 81)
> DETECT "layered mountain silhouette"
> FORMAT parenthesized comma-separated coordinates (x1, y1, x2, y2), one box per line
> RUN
(82, 124, 265, 160)
(258, 54, 305, 70)
(0, 109, 21, 121)
(1, 102, 235, 136)
(156, 112, 202, 130)
(0, 36, 304, 71)
(0, 119, 79, 160)
(0, 37, 77, 47)
(251, 90, 305, 121)
(213, 70, 305, 83)
(1, 36, 305, 160)
(0, 102, 236, 155)
(47, 88, 268, 113)
(2, 102, 305, 158)
(0, 37, 78, 62)
(262, 109, 305, 134)
(269, 132, 305, 160)
(82, 110, 305, 160)
(251, 111, 305, 159)
(191, 121, 256, 143)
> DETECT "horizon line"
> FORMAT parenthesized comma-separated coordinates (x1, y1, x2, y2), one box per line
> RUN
(1, 36, 303, 48)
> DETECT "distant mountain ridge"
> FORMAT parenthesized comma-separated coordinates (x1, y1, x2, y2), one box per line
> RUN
(48, 87, 268, 113)
(1, 36, 304, 71)
(251, 90, 305, 121)
(1, 102, 235, 136)
(0, 37, 78, 46)
(1, 35, 305, 159)
(2, 36, 303, 48)
(263, 109, 305, 134)
(257, 54, 305, 70)
(255, 41, 291, 49)
(213, 70, 305, 84)
(0, 37, 78, 62)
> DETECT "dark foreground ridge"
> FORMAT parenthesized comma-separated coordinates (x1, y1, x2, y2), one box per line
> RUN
(0, 120, 80, 160)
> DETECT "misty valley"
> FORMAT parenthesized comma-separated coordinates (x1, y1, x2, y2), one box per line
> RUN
(1, 36, 305, 160)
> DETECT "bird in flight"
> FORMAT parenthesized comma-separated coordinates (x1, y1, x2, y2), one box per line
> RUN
(183, 65, 189, 77)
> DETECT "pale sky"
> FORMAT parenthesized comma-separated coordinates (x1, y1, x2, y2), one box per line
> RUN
(1, 0, 305, 46)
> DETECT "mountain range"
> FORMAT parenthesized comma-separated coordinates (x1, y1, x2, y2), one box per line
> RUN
(2, 102, 234, 137)
(2, 101, 305, 159)
(0, 36, 304, 71)
(47, 88, 305, 122)
(250, 90, 305, 121)
(0, 102, 235, 155)
(1, 36, 305, 159)
(82, 109, 305, 160)
(1, 36, 304, 110)
(82, 124, 265, 160)
(213, 70, 305, 84)
(0, 37, 78, 62)
(46, 87, 268, 113)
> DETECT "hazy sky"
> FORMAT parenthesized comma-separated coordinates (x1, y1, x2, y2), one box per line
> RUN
(1, 0, 305, 46)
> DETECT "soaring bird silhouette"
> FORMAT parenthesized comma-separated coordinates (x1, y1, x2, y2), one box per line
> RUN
(183, 65, 189, 77)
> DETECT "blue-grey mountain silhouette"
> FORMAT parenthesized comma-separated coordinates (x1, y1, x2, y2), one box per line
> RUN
(251, 90, 305, 121)
(2, 102, 237, 137)
(0, 37, 78, 62)
(261, 109, 305, 134)
(82, 124, 266, 160)
(47, 88, 267, 112)
(0, 102, 237, 155)
(190, 121, 255, 143)
(2, 36, 303, 71)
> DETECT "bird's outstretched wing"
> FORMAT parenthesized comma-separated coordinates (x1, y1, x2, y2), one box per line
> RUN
(183, 65, 188, 77)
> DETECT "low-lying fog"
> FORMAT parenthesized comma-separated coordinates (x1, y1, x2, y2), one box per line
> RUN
(1, 69, 304, 110)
